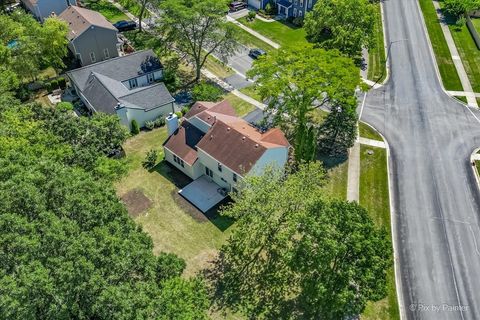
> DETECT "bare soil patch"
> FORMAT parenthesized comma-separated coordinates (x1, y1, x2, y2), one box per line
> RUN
(121, 188, 152, 217)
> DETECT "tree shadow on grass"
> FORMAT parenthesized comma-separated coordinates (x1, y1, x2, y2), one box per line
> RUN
(317, 152, 348, 170)
(153, 160, 235, 232)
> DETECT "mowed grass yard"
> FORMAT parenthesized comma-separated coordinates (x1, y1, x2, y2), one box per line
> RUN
(418, 0, 463, 91)
(116, 128, 233, 277)
(368, 3, 387, 82)
(84, 0, 129, 23)
(230, 23, 275, 53)
(359, 145, 399, 320)
(238, 17, 308, 47)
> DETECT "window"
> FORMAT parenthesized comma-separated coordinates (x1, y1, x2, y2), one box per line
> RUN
(90, 52, 96, 63)
(173, 155, 178, 163)
(233, 173, 237, 183)
(180, 159, 184, 168)
(299, 10, 303, 17)
(103, 48, 109, 59)
(293, 8, 297, 17)
(300, 0, 304, 7)
(218, 163, 222, 172)
(129, 78, 138, 89)
(206, 167, 213, 178)
(147, 73, 154, 83)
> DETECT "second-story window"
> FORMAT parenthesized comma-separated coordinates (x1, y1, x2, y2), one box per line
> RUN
(103, 48, 109, 59)
(218, 163, 222, 172)
(233, 173, 237, 183)
(300, 0, 304, 7)
(147, 73, 154, 83)
(129, 78, 138, 89)
(90, 52, 96, 63)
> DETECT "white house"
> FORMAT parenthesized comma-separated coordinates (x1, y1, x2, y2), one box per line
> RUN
(163, 100, 290, 199)
(66, 50, 175, 128)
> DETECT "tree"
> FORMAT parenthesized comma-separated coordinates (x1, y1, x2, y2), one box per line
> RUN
(192, 81, 224, 102)
(247, 45, 361, 162)
(0, 97, 210, 319)
(304, 0, 377, 58)
(211, 163, 391, 319)
(443, 0, 480, 17)
(137, 0, 158, 32)
(319, 103, 358, 155)
(143, 149, 158, 169)
(157, 0, 238, 82)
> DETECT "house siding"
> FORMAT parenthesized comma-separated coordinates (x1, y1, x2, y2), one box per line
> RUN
(118, 102, 175, 128)
(249, 146, 288, 175)
(197, 148, 243, 190)
(164, 148, 203, 179)
(255, 0, 316, 17)
(72, 27, 119, 66)
(25, 0, 77, 22)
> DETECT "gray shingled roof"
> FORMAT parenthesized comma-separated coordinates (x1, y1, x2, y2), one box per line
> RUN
(67, 50, 163, 91)
(67, 50, 173, 113)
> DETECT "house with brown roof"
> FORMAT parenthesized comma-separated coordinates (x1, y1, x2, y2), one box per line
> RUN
(21, 0, 76, 22)
(163, 100, 289, 211)
(59, 6, 119, 66)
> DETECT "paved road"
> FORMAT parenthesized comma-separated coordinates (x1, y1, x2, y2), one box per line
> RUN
(361, 0, 480, 319)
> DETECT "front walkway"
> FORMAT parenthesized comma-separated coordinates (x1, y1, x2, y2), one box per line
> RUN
(432, 0, 478, 107)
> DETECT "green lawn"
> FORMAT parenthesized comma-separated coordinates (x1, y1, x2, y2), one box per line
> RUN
(84, 0, 129, 23)
(476, 160, 480, 176)
(223, 93, 257, 117)
(237, 17, 308, 47)
(230, 23, 275, 53)
(448, 21, 480, 92)
(118, 0, 149, 18)
(239, 85, 263, 102)
(116, 128, 232, 277)
(319, 154, 349, 200)
(368, 3, 387, 82)
(455, 95, 468, 103)
(418, 0, 463, 91)
(204, 55, 235, 79)
(359, 145, 399, 320)
(359, 122, 383, 141)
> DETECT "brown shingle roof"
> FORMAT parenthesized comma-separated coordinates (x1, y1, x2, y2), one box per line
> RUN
(185, 100, 236, 119)
(163, 121, 204, 165)
(196, 121, 267, 175)
(59, 5, 116, 40)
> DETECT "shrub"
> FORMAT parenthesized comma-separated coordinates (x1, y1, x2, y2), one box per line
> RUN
(455, 16, 466, 29)
(57, 77, 66, 89)
(131, 119, 140, 135)
(16, 85, 31, 102)
(192, 82, 223, 102)
(292, 17, 304, 27)
(247, 11, 256, 20)
(57, 101, 73, 111)
(181, 106, 190, 115)
(50, 80, 59, 90)
(175, 111, 183, 119)
(142, 149, 158, 169)
(145, 120, 155, 130)
(154, 117, 166, 127)
(265, 2, 275, 15)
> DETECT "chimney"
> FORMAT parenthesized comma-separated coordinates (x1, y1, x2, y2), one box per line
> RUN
(166, 112, 179, 136)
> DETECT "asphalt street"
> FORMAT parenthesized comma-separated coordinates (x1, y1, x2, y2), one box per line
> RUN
(361, 0, 480, 319)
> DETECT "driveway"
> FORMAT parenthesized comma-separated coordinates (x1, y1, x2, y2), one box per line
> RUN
(362, 0, 480, 318)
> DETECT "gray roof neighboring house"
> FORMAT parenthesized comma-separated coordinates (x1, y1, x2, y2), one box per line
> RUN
(58, 5, 117, 41)
(67, 50, 163, 91)
(67, 50, 173, 114)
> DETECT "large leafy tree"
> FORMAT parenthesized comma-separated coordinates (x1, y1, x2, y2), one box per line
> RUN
(0, 99, 210, 319)
(211, 163, 391, 319)
(0, 12, 68, 84)
(304, 0, 377, 58)
(157, 0, 238, 82)
(443, 0, 480, 17)
(247, 45, 361, 161)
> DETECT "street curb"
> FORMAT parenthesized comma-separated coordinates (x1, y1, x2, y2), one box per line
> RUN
(471, 148, 480, 193)
(415, 0, 480, 122)
(358, 121, 406, 320)
(379, 0, 390, 86)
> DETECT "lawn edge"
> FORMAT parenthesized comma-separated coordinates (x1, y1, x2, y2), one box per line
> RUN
(379, 0, 390, 85)
(471, 147, 480, 192)
(359, 121, 405, 320)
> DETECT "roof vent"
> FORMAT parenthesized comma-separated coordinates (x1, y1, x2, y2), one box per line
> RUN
(210, 135, 213, 140)
(227, 127, 230, 131)
(242, 136, 246, 141)
(255, 144, 259, 148)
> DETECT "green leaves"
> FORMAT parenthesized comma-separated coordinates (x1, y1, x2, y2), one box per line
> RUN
(213, 163, 390, 319)
(304, 0, 377, 58)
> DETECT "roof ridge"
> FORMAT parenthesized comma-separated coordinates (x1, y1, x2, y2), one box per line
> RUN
(66, 49, 154, 75)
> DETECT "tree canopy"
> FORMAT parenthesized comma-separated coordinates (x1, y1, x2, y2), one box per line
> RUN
(211, 163, 391, 319)
(0, 100, 209, 319)
(156, 0, 238, 82)
(247, 45, 361, 160)
(0, 11, 68, 88)
(304, 0, 377, 58)
(443, 0, 480, 17)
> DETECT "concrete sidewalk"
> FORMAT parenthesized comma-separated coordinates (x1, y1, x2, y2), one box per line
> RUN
(346, 142, 360, 202)
(226, 16, 281, 49)
(432, 0, 478, 107)
(359, 137, 386, 148)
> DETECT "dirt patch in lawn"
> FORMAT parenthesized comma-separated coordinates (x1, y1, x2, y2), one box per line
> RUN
(120, 188, 152, 217)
